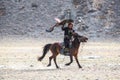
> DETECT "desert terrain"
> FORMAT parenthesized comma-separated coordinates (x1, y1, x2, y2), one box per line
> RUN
(0, 0, 120, 80)
(0, 38, 120, 80)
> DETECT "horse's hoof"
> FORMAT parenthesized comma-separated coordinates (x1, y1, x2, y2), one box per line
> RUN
(56, 66, 60, 69)
(65, 63, 70, 66)
(47, 64, 51, 67)
(65, 64, 69, 66)
(79, 66, 82, 68)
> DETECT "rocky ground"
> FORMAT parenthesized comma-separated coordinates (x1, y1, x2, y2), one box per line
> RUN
(0, 0, 120, 40)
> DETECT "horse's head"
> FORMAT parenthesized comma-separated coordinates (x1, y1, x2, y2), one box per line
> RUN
(73, 33, 88, 43)
(79, 35, 88, 42)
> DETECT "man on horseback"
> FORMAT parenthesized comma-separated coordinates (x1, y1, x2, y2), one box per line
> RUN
(62, 22, 75, 53)
(46, 9, 75, 54)
(38, 7, 89, 68)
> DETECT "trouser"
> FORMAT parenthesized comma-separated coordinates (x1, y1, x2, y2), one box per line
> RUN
(64, 37, 70, 49)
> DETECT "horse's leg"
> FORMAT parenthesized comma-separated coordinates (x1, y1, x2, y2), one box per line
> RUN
(74, 56, 82, 68)
(47, 56, 53, 67)
(65, 55, 73, 66)
(53, 56, 59, 68)
(50, 43, 60, 68)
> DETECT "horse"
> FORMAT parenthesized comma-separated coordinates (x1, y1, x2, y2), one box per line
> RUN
(38, 33, 88, 68)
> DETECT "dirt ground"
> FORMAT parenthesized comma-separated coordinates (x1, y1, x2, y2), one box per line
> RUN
(0, 38, 120, 80)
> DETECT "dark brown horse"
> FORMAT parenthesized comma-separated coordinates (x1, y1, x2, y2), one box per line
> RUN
(38, 33, 88, 68)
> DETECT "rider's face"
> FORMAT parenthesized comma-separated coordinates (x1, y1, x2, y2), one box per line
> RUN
(68, 24, 73, 29)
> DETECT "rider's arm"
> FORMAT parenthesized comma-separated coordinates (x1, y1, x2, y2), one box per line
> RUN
(61, 25, 65, 30)
(71, 30, 75, 35)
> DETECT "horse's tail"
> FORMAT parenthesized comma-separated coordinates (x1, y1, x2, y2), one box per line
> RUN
(38, 44, 51, 61)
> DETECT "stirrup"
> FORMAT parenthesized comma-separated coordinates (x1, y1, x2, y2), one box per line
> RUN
(64, 48, 70, 56)
(64, 48, 69, 53)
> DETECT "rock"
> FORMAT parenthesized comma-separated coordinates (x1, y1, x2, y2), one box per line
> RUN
(30, 65, 34, 67)
(0, 0, 119, 41)
(31, 3, 38, 8)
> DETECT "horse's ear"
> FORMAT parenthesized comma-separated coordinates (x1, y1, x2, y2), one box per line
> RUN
(79, 35, 83, 38)
(73, 33, 78, 36)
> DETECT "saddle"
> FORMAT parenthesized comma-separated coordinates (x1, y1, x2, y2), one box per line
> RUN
(59, 42, 71, 56)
